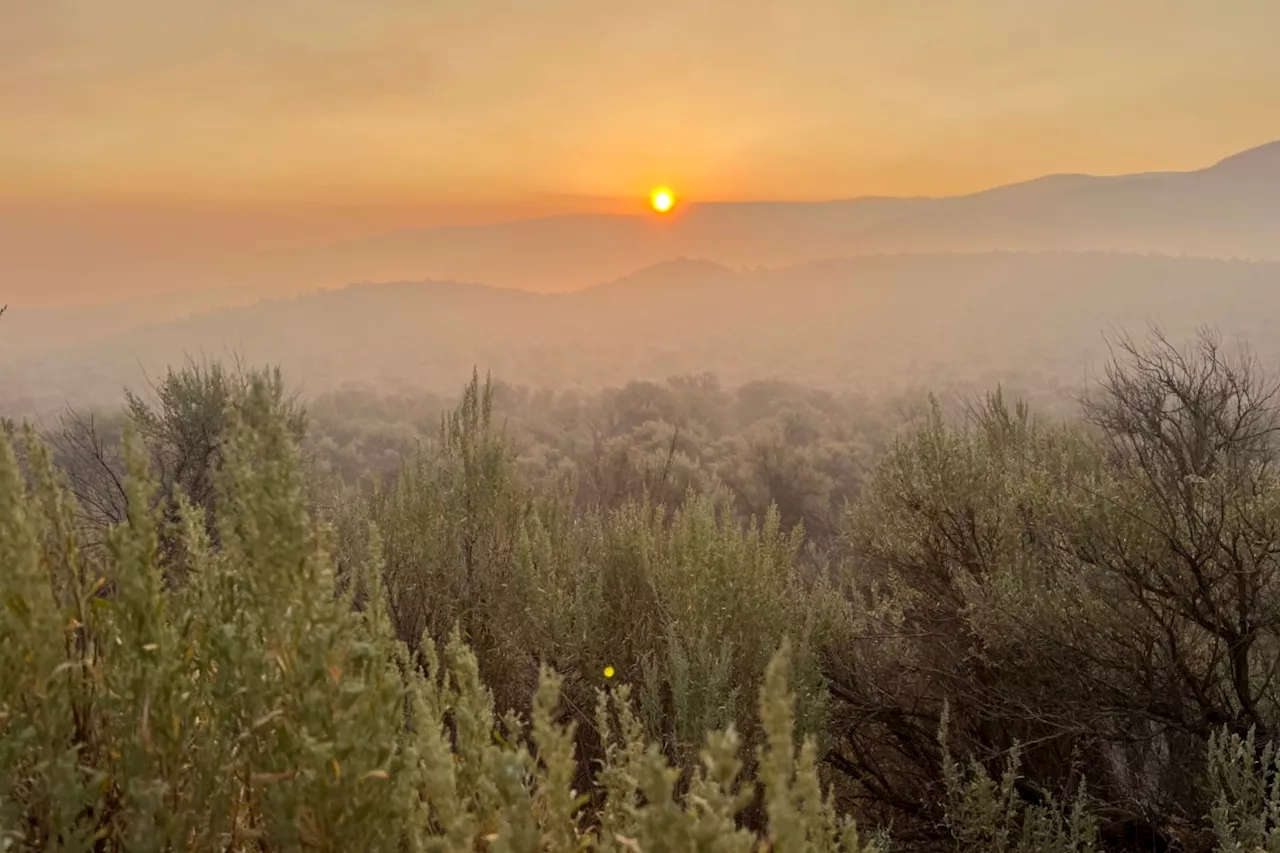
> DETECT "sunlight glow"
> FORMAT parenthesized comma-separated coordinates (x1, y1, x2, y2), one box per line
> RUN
(650, 187, 675, 213)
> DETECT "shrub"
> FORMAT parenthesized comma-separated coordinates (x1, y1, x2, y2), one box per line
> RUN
(374, 372, 845, 777)
(1207, 727, 1280, 853)
(829, 330, 1280, 848)
(0, 395, 884, 851)
(47, 359, 306, 567)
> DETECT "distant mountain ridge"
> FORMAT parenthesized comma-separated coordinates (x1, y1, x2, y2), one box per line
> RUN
(1208, 139, 1280, 173)
(3, 139, 1278, 308)
(281, 139, 1280, 293)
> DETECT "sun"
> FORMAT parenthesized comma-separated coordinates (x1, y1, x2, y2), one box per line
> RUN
(649, 187, 675, 213)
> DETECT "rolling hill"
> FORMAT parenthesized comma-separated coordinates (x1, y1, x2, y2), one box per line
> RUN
(5, 251, 1280, 416)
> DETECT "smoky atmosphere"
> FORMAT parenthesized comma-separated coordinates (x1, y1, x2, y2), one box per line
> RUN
(3, 3, 1280, 852)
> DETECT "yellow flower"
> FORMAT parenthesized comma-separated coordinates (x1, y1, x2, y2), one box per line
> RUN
(603, 665, 616, 679)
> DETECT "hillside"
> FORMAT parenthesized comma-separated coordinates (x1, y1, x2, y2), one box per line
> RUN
(5, 251, 1280, 415)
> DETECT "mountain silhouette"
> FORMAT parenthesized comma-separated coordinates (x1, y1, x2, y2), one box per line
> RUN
(6, 140, 1278, 308)
(279, 140, 1280, 292)
(1208, 139, 1280, 174)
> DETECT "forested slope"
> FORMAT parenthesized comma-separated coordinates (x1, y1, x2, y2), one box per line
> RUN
(5, 251, 1279, 415)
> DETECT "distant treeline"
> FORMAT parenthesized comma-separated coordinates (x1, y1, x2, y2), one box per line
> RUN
(306, 373, 938, 548)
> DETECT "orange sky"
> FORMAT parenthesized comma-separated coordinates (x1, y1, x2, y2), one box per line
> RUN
(3, 0, 1280, 212)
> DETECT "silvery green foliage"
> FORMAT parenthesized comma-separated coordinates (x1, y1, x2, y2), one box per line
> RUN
(938, 708, 1096, 853)
(1207, 728, 1280, 853)
(0, 379, 882, 852)
(375, 372, 843, 775)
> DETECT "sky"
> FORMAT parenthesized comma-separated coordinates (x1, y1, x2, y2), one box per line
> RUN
(2, 0, 1280, 309)
(4, 0, 1280, 211)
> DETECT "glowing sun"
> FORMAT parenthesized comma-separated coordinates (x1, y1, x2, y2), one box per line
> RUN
(649, 187, 676, 213)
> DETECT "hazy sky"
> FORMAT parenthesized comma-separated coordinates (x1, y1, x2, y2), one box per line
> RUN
(4, 0, 1279, 210)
